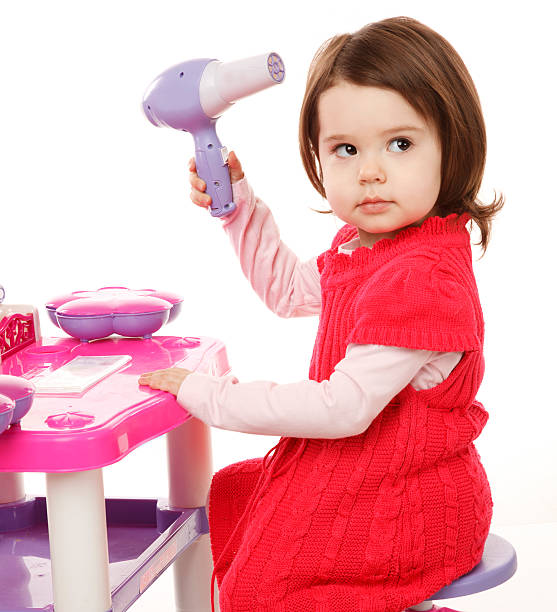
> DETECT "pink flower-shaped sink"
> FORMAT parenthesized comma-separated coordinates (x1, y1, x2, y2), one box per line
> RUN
(45, 287, 183, 342)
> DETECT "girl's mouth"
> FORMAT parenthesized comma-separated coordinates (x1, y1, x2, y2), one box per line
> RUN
(358, 201, 391, 213)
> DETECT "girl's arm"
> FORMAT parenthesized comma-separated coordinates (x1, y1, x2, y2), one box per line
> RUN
(222, 177, 321, 317)
(176, 344, 462, 439)
(189, 153, 321, 318)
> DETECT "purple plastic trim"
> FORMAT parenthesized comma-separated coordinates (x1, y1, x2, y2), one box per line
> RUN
(51, 304, 180, 334)
(0, 497, 208, 612)
(11, 395, 34, 424)
(0, 409, 12, 435)
(430, 533, 517, 599)
(0, 496, 37, 533)
(0, 393, 14, 415)
(56, 311, 169, 342)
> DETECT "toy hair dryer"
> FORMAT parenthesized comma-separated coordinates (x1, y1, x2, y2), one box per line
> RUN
(142, 52, 285, 217)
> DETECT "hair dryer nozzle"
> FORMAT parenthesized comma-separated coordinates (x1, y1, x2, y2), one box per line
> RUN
(200, 52, 285, 118)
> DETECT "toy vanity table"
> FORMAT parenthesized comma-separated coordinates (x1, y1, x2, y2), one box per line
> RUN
(0, 289, 228, 612)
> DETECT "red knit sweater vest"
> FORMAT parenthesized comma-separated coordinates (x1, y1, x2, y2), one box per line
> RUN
(208, 213, 493, 612)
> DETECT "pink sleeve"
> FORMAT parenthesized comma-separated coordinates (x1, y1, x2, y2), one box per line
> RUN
(218, 177, 321, 318)
(176, 344, 461, 439)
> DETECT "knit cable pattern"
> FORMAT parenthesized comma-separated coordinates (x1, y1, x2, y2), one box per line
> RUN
(208, 214, 493, 611)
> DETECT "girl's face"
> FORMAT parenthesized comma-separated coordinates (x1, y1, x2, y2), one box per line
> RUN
(317, 82, 442, 248)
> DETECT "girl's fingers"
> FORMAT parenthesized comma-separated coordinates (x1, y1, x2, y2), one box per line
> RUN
(189, 151, 244, 206)
(189, 172, 206, 193)
(191, 190, 211, 208)
(228, 150, 245, 183)
(188, 168, 205, 190)
(190, 152, 244, 186)
(188, 160, 210, 207)
(138, 367, 190, 397)
(190, 162, 207, 192)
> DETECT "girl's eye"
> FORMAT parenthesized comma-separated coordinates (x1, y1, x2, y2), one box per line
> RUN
(388, 138, 412, 153)
(334, 144, 357, 158)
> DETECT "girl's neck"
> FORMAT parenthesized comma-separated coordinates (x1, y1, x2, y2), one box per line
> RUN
(357, 227, 398, 248)
(357, 207, 440, 248)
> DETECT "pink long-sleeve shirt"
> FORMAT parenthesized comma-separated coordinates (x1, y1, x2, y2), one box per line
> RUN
(177, 178, 463, 439)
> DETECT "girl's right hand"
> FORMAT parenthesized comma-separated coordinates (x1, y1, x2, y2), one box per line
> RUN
(188, 150, 245, 209)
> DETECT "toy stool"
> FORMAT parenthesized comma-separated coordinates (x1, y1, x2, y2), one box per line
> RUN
(407, 533, 517, 611)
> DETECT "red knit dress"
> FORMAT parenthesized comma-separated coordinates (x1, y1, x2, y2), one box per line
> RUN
(208, 213, 493, 612)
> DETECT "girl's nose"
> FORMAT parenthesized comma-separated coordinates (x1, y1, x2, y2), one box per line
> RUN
(358, 157, 385, 183)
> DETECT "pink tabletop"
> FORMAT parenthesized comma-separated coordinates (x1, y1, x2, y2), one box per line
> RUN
(0, 335, 230, 473)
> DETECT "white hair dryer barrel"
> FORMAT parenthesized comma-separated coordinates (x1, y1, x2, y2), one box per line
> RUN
(143, 52, 285, 217)
(200, 53, 285, 118)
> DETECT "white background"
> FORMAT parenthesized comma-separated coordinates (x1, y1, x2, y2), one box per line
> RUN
(1, 0, 555, 530)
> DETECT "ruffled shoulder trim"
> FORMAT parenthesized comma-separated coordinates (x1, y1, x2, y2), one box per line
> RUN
(347, 241, 482, 352)
(318, 213, 472, 279)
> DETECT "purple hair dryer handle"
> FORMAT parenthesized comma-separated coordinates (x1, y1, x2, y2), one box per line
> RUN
(194, 125, 236, 217)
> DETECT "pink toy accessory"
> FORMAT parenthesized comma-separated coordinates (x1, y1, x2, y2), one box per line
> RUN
(45, 287, 183, 342)
(0, 374, 35, 435)
(0, 333, 230, 612)
(0, 393, 15, 435)
(0, 286, 41, 361)
(0, 312, 36, 359)
(0, 334, 228, 472)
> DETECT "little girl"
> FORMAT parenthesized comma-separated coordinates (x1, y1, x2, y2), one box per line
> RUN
(139, 16, 504, 612)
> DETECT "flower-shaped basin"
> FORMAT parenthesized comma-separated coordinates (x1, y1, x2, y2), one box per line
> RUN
(45, 287, 183, 342)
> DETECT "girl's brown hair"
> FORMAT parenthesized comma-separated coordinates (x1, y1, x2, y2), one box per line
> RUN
(299, 16, 504, 256)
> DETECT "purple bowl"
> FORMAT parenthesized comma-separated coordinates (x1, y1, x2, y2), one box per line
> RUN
(46, 306, 60, 327)
(112, 310, 170, 339)
(0, 375, 35, 424)
(45, 288, 183, 339)
(56, 313, 114, 342)
(168, 302, 182, 323)
(0, 393, 15, 434)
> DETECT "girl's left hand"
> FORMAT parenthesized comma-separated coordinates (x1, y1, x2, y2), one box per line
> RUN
(138, 368, 192, 397)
